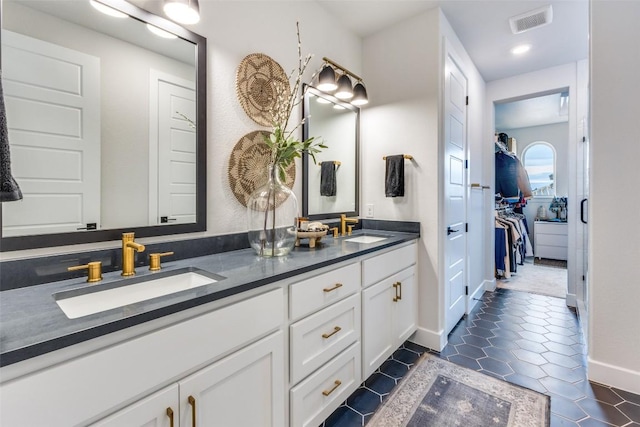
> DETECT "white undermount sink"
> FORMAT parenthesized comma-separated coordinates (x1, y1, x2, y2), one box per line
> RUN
(54, 268, 221, 319)
(344, 234, 390, 244)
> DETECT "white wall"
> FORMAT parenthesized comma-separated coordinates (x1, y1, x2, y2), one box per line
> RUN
(485, 63, 583, 307)
(588, 0, 640, 394)
(361, 9, 486, 350)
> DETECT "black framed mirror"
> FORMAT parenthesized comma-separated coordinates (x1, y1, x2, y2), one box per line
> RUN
(302, 85, 359, 220)
(0, 0, 207, 251)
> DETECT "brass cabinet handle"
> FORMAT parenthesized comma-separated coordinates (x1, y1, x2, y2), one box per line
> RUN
(323, 283, 343, 293)
(166, 407, 174, 427)
(322, 380, 342, 396)
(397, 281, 402, 301)
(322, 326, 342, 339)
(393, 281, 402, 302)
(188, 395, 196, 427)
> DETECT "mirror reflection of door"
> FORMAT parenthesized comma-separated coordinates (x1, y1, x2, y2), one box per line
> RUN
(149, 71, 196, 225)
(1, 30, 101, 237)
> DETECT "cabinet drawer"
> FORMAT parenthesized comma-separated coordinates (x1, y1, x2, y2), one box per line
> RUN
(362, 243, 416, 288)
(290, 262, 360, 320)
(290, 342, 361, 427)
(536, 245, 568, 261)
(0, 289, 283, 427)
(290, 294, 360, 385)
(536, 233, 568, 247)
(535, 222, 568, 236)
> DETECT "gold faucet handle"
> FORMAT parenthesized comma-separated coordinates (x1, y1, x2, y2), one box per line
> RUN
(68, 261, 103, 283)
(347, 225, 353, 236)
(149, 252, 174, 271)
(329, 227, 339, 238)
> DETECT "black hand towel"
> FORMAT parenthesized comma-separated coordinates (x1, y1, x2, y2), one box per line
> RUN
(385, 155, 404, 197)
(0, 70, 23, 202)
(320, 161, 337, 197)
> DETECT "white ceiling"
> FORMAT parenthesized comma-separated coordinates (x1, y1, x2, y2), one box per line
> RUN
(316, 0, 589, 83)
(495, 92, 569, 130)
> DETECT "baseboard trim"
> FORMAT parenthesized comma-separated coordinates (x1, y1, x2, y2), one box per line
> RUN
(484, 278, 496, 292)
(588, 357, 640, 395)
(566, 293, 577, 307)
(411, 326, 446, 352)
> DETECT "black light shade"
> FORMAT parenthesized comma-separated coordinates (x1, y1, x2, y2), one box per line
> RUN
(317, 65, 337, 91)
(334, 74, 353, 100)
(351, 82, 368, 106)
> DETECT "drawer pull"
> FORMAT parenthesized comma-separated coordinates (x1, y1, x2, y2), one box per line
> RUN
(322, 326, 342, 339)
(188, 395, 196, 427)
(393, 281, 402, 302)
(323, 283, 343, 293)
(166, 407, 175, 427)
(322, 380, 342, 396)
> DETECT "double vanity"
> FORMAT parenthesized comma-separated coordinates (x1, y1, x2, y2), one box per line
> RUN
(0, 229, 419, 427)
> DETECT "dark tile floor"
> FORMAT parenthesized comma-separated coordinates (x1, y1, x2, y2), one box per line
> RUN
(321, 288, 640, 427)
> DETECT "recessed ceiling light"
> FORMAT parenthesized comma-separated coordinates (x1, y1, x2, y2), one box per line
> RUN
(511, 44, 531, 55)
(90, 0, 128, 18)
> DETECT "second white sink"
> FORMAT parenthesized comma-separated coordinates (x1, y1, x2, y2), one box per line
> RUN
(55, 268, 220, 319)
(344, 234, 389, 244)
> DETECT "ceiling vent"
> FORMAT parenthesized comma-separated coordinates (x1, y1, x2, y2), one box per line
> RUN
(509, 5, 553, 34)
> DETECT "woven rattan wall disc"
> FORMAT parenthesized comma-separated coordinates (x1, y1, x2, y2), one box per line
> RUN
(236, 53, 290, 127)
(228, 130, 296, 207)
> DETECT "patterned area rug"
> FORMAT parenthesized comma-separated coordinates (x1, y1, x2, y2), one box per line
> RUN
(497, 258, 567, 298)
(368, 353, 549, 427)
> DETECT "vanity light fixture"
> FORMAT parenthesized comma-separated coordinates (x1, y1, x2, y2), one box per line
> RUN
(334, 74, 354, 100)
(163, 0, 200, 25)
(89, 0, 128, 18)
(317, 57, 368, 105)
(146, 23, 178, 39)
(351, 82, 369, 106)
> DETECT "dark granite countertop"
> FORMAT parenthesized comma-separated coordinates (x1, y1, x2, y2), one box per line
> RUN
(0, 229, 418, 367)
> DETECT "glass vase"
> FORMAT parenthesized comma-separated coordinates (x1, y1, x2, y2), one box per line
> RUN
(247, 164, 298, 257)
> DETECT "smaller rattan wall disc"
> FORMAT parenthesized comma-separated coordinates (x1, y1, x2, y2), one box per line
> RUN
(236, 53, 291, 127)
(228, 130, 296, 207)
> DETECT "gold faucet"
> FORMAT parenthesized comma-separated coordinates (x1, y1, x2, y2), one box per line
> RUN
(122, 232, 145, 276)
(340, 214, 359, 236)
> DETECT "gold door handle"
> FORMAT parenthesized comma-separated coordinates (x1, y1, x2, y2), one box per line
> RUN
(188, 395, 196, 427)
(397, 281, 402, 301)
(322, 326, 342, 339)
(322, 380, 342, 396)
(323, 283, 343, 293)
(393, 281, 402, 302)
(166, 407, 174, 427)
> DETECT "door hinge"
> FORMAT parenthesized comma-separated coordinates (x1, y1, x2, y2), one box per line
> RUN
(465, 286, 469, 295)
(465, 96, 469, 106)
(582, 275, 585, 281)
(582, 136, 586, 142)
(465, 223, 469, 232)
(465, 160, 469, 169)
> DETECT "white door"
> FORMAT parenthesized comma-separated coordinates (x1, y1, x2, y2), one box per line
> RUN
(179, 331, 285, 427)
(392, 267, 417, 344)
(361, 279, 394, 379)
(443, 47, 468, 335)
(90, 384, 178, 427)
(149, 70, 196, 225)
(1, 30, 100, 236)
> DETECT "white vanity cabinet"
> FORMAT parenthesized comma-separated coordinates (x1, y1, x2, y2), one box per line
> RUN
(0, 289, 284, 427)
(361, 243, 418, 379)
(92, 331, 284, 427)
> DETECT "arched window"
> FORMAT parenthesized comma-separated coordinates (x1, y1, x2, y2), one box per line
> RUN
(522, 142, 556, 196)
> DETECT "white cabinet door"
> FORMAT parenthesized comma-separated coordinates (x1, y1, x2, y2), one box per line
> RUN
(91, 385, 178, 427)
(179, 331, 285, 427)
(362, 266, 418, 379)
(362, 278, 395, 379)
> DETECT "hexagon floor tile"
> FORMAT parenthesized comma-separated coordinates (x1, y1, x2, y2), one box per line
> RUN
(321, 288, 639, 427)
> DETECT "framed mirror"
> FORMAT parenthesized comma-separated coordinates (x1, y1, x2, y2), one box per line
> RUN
(0, 0, 207, 251)
(302, 85, 359, 220)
